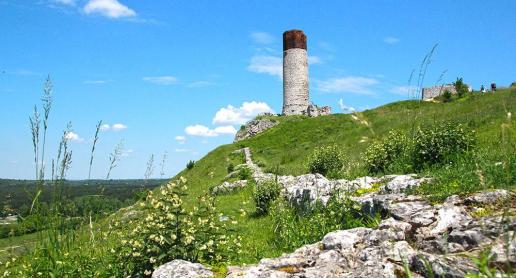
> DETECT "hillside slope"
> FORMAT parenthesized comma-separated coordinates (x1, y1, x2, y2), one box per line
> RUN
(171, 88, 514, 264)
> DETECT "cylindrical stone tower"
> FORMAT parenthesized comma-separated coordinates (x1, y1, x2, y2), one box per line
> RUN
(282, 30, 309, 115)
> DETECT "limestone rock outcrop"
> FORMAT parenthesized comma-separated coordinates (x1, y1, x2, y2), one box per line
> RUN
(227, 190, 514, 277)
(234, 116, 279, 142)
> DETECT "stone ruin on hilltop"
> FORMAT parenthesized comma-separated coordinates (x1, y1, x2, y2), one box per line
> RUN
(282, 29, 331, 117)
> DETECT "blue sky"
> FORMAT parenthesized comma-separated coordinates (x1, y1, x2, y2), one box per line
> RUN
(1, 0, 515, 180)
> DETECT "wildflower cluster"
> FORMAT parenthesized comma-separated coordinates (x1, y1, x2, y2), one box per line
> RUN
(363, 122, 476, 174)
(363, 131, 409, 173)
(307, 145, 346, 178)
(118, 177, 240, 277)
(412, 122, 475, 169)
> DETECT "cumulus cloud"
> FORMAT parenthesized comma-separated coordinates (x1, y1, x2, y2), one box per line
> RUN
(83, 0, 136, 18)
(100, 124, 110, 131)
(185, 124, 238, 137)
(214, 125, 237, 135)
(175, 135, 186, 144)
(389, 86, 417, 96)
(185, 125, 218, 137)
(338, 99, 356, 113)
(247, 55, 282, 79)
(250, 32, 275, 44)
(315, 76, 379, 95)
(213, 101, 275, 125)
(143, 76, 178, 85)
(111, 123, 127, 131)
(384, 36, 400, 44)
(65, 131, 84, 142)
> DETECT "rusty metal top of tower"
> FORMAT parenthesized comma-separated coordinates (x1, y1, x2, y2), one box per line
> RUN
(283, 30, 307, 51)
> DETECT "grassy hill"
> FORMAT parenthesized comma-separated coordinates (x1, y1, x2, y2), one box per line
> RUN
(172, 88, 515, 264)
(1, 88, 514, 276)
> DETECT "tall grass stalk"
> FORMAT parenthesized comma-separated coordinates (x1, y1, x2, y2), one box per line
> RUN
(106, 139, 124, 179)
(159, 151, 168, 179)
(29, 106, 40, 181)
(144, 154, 155, 180)
(88, 120, 102, 181)
(39, 76, 53, 181)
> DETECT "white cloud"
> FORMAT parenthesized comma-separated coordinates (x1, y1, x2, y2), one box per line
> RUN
(121, 149, 133, 157)
(213, 101, 275, 125)
(250, 32, 275, 44)
(185, 125, 218, 137)
(389, 86, 417, 96)
(214, 125, 237, 135)
(186, 81, 214, 88)
(84, 79, 110, 84)
(84, 0, 136, 18)
(175, 148, 190, 153)
(143, 76, 178, 85)
(65, 131, 84, 142)
(175, 135, 186, 144)
(51, 0, 75, 6)
(338, 99, 356, 113)
(308, 56, 322, 65)
(111, 123, 127, 131)
(384, 36, 400, 44)
(247, 55, 282, 79)
(185, 124, 238, 137)
(315, 76, 379, 95)
(100, 124, 110, 131)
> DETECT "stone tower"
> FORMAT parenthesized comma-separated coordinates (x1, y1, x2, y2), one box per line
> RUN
(282, 30, 310, 115)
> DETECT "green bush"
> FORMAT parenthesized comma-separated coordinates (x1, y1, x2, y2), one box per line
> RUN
(118, 177, 240, 276)
(238, 166, 252, 180)
(227, 163, 235, 173)
(253, 181, 281, 215)
(307, 145, 346, 178)
(186, 160, 195, 170)
(270, 195, 379, 251)
(413, 122, 475, 169)
(453, 77, 468, 98)
(442, 89, 452, 102)
(363, 131, 410, 173)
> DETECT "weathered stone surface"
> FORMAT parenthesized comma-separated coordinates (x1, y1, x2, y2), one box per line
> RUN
(152, 259, 213, 278)
(234, 117, 279, 142)
(212, 180, 248, 194)
(464, 189, 510, 205)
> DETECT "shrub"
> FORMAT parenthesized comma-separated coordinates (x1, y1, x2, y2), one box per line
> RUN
(453, 77, 468, 98)
(270, 195, 379, 251)
(363, 131, 410, 173)
(253, 181, 281, 215)
(442, 89, 452, 102)
(118, 177, 241, 276)
(238, 166, 252, 180)
(186, 160, 195, 170)
(412, 122, 475, 170)
(227, 163, 235, 173)
(307, 145, 346, 177)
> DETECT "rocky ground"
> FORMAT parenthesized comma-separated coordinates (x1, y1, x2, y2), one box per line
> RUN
(155, 148, 515, 278)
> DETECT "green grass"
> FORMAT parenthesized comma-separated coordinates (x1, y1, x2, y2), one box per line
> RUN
(2, 89, 514, 275)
